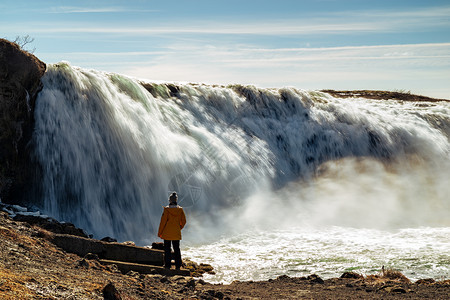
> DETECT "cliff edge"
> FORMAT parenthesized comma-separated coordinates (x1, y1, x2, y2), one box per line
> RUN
(0, 39, 46, 202)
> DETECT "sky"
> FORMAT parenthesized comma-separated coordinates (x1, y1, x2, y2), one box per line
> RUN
(2, 0, 450, 98)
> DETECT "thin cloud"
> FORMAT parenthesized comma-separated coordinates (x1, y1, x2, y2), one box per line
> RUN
(17, 22, 410, 36)
(49, 6, 158, 14)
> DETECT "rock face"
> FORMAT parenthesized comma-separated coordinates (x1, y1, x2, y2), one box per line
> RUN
(0, 39, 46, 202)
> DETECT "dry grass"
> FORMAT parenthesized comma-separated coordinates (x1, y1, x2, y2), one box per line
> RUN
(0, 266, 39, 299)
(362, 266, 411, 285)
(380, 267, 411, 283)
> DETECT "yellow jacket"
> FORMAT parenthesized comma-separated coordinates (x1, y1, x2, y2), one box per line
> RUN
(158, 205, 186, 240)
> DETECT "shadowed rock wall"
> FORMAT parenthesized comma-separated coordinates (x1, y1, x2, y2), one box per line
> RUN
(0, 38, 46, 202)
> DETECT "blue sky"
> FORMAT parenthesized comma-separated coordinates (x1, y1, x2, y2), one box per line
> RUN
(2, 0, 450, 98)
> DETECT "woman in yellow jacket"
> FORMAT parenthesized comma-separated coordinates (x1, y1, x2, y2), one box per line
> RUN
(158, 192, 186, 269)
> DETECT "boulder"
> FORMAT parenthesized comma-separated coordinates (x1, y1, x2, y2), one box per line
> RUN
(0, 38, 46, 202)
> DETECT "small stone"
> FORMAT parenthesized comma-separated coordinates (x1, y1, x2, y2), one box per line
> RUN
(172, 275, 186, 281)
(102, 282, 122, 300)
(276, 275, 290, 281)
(381, 285, 407, 294)
(76, 259, 89, 269)
(107, 264, 121, 273)
(186, 278, 196, 288)
(307, 274, 324, 284)
(147, 274, 163, 281)
(101, 237, 117, 243)
(391, 287, 407, 294)
(160, 276, 170, 283)
(126, 270, 139, 278)
(83, 253, 99, 260)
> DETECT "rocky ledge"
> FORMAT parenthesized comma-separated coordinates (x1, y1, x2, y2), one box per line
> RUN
(322, 89, 450, 102)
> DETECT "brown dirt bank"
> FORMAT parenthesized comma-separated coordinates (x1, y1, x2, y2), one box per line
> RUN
(0, 211, 448, 299)
(321, 89, 450, 102)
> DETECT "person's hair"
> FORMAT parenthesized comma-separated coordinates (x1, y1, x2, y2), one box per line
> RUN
(169, 192, 178, 203)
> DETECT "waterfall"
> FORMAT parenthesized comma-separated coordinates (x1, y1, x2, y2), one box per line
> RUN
(32, 63, 450, 244)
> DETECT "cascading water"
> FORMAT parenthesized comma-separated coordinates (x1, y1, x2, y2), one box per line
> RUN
(32, 63, 450, 281)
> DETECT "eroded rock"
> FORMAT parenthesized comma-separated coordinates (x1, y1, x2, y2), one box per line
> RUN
(0, 38, 46, 202)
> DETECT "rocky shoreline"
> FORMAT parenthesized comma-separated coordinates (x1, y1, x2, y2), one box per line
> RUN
(0, 204, 449, 299)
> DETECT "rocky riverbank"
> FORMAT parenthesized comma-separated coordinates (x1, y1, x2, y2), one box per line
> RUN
(0, 207, 449, 299)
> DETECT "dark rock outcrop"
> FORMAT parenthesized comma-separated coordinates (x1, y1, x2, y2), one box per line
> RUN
(12, 213, 89, 238)
(0, 38, 46, 203)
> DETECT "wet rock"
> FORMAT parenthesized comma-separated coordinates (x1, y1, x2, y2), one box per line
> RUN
(102, 282, 122, 300)
(184, 259, 215, 277)
(0, 38, 46, 202)
(200, 263, 215, 274)
(340, 271, 364, 279)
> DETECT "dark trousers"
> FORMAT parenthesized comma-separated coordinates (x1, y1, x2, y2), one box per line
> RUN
(164, 240, 182, 269)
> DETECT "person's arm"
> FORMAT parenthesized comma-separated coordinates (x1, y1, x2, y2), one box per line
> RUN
(158, 208, 168, 238)
(180, 208, 186, 230)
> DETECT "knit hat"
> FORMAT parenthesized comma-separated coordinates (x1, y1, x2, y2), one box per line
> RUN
(169, 192, 178, 203)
